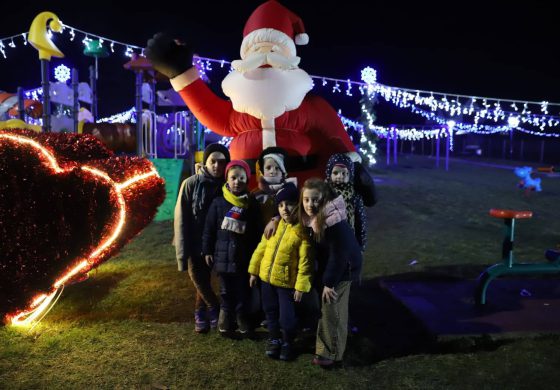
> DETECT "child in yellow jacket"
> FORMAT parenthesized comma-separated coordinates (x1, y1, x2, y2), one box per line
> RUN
(248, 182, 312, 361)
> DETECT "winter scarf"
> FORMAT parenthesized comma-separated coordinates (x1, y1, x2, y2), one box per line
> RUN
(221, 183, 249, 234)
(192, 167, 223, 218)
(330, 182, 356, 229)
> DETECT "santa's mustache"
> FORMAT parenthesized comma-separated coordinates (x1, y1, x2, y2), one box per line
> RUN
(231, 52, 301, 73)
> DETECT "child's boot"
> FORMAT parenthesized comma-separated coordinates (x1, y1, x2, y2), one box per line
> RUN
(265, 338, 281, 359)
(218, 309, 231, 333)
(194, 308, 209, 334)
(208, 306, 219, 330)
(236, 312, 251, 334)
(279, 341, 293, 361)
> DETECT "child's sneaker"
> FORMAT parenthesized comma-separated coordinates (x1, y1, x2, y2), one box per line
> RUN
(279, 342, 293, 361)
(194, 309, 209, 334)
(208, 307, 219, 329)
(218, 309, 230, 333)
(265, 338, 281, 359)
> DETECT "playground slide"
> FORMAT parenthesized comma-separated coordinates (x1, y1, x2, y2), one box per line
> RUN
(0, 91, 43, 119)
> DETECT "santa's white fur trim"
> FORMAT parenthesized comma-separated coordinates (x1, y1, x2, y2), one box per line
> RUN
(240, 28, 296, 59)
(261, 118, 276, 149)
(295, 33, 309, 45)
(170, 67, 200, 91)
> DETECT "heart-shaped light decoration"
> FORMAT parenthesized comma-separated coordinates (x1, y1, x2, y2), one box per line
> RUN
(0, 129, 165, 325)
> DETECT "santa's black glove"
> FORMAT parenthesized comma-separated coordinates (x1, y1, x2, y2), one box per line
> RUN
(145, 32, 193, 79)
(354, 162, 377, 207)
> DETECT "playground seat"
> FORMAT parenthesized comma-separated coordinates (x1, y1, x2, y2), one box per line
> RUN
(489, 209, 532, 219)
(475, 208, 560, 305)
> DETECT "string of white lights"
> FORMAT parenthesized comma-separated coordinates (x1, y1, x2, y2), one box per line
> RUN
(3, 26, 560, 135)
(193, 58, 560, 134)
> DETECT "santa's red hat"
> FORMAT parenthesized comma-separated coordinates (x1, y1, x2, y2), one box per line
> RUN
(240, 0, 309, 59)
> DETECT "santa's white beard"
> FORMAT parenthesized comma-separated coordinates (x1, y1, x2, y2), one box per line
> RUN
(222, 67, 313, 120)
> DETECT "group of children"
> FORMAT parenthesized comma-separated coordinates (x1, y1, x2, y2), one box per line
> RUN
(174, 143, 371, 367)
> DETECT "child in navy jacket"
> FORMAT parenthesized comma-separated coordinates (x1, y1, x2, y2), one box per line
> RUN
(203, 160, 262, 334)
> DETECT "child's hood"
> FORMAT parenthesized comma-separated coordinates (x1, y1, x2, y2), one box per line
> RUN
(325, 153, 355, 182)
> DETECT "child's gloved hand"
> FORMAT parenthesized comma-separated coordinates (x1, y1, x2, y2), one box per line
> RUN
(294, 290, 303, 302)
(249, 274, 258, 287)
(145, 32, 194, 79)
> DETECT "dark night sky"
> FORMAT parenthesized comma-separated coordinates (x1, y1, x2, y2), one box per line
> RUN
(2, 0, 559, 124)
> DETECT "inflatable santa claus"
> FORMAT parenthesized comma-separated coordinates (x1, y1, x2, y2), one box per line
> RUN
(146, 0, 363, 188)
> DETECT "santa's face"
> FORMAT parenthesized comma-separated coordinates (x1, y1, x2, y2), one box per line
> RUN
(222, 42, 313, 120)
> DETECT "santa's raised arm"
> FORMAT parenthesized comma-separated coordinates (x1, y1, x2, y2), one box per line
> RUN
(146, 0, 364, 187)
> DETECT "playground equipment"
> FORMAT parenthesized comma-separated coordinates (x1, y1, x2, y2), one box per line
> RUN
(83, 39, 109, 121)
(537, 166, 558, 174)
(28, 11, 64, 132)
(514, 166, 542, 192)
(0, 90, 42, 120)
(9, 10, 226, 178)
(475, 208, 560, 305)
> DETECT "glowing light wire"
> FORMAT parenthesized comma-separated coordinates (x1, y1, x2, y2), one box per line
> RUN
(0, 133, 159, 326)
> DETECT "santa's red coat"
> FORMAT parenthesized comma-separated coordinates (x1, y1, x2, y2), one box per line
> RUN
(177, 78, 355, 187)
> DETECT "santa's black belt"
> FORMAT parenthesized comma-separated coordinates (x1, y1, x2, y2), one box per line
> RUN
(245, 154, 318, 173)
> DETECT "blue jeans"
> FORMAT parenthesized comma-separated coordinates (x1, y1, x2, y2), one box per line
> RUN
(261, 281, 298, 343)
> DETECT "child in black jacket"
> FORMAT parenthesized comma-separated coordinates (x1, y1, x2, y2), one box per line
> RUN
(203, 160, 262, 334)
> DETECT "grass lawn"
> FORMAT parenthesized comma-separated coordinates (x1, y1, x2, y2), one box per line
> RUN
(2, 154, 560, 389)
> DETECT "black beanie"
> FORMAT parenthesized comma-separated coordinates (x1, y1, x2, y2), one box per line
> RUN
(203, 143, 230, 165)
(275, 182, 299, 205)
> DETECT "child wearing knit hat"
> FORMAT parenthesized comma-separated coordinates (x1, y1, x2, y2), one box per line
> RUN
(249, 182, 312, 361)
(253, 146, 298, 225)
(174, 143, 230, 333)
(203, 160, 263, 335)
(325, 153, 367, 251)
